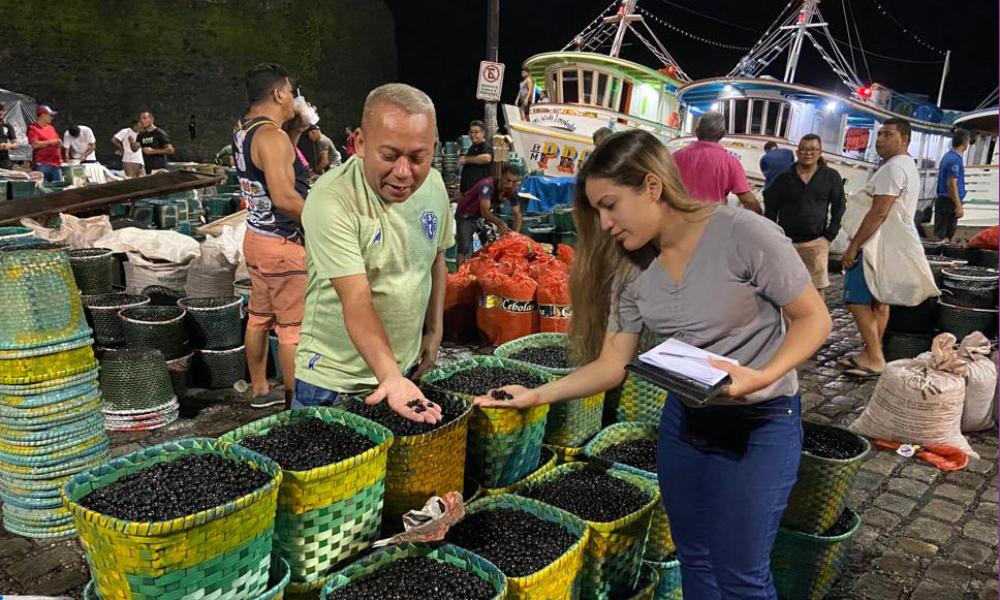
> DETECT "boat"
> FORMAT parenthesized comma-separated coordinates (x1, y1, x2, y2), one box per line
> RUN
(951, 90, 998, 228)
(668, 0, 969, 215)
(502, 0, 688, 178)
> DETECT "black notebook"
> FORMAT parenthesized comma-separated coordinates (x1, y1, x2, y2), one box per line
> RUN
(625, 338, 735, 408)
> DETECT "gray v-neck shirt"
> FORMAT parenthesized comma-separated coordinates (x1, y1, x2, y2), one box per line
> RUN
(609, 206, 812, 403)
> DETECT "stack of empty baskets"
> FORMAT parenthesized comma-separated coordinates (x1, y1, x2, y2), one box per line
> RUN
(0, 246, 109, 538)
(179, 296, 247, 390)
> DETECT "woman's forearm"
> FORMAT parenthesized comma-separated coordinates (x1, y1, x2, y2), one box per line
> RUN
(759, 309, 831, 385)
(537, 357, 627, 405)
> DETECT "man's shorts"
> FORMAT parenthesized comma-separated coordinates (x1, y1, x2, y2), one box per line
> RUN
(843, 251, 875, 305)
(793, 237, 830, 289)
(933, 196, 959, 240)
(243, 229, 307, 345)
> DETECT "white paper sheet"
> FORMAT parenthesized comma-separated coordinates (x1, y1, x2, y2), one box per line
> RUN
(638, 338, 739, 386)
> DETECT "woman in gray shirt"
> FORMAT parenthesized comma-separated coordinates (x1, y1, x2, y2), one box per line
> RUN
(477, 129, 831, 599)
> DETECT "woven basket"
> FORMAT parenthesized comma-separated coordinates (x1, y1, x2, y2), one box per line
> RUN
(0, 241, 70, 253)
(141, 284, 186, 307)
(165, 352, 193, 399)
(941, 266, 999, 309)
(547, 442, 588, 464)
(82, 293, 150, 346)
(969, 248, 999, 269)
(937, 301, 998, 341)
(220, 408, 394, 593)
(646, 559, 682, 600)
(883, 331, 934, 362)
(458, 493, 589, 600)
(0, 339, 97, 386)
(423, 356, 551, 488)
(617, 373, 667, 424)
(494, 333, 606, 446)
(886, 298, 939, 335)
(771, 508, 861, 600)
(584, 422, 674, 561)
(480, 445, 557, 496)
(927, 256, 966, 287)
(178, 296, 245, 350)
(782, 423, 869, 535)
(102, 400, 180, 433)
(0, 226, 35, 241)
(342, 393, 473, 532)
(0, 249, 93, 351)
(552, 206, 576, 233)
(234, 278, 252, 306)
(119, 305, 189, 360)
(193, 345, 247, 389)
(518, 462, 660, 599)
(616, 563, 659, 600)
(84, 557, 292, 600)
(98, 348, 176, 413)
(320, 542, 508, 600)
(68, 248, 114, 296)
(63, 437, 283, 600)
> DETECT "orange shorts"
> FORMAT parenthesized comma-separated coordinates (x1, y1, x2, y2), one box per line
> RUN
(243, 229, 307, 345)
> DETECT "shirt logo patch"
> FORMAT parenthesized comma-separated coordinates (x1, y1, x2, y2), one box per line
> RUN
(420, 211, 438, 241)
(308, 353, 322, 370)
(371, 227, 383, 247)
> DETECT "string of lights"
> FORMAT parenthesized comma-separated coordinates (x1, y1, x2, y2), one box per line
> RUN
(868, 0, 948, 56)
(637, 7, 751, 51)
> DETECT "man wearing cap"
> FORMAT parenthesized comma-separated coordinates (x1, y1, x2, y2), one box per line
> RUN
(27, 105, 63, 182)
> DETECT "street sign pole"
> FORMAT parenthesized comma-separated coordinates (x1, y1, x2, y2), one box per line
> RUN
(485, 0, 500, 138)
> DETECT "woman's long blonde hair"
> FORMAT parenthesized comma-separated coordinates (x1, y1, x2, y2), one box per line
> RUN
(568, 129, 703, 363)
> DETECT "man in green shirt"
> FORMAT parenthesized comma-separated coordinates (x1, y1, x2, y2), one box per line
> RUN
(293, 83, 454, 423)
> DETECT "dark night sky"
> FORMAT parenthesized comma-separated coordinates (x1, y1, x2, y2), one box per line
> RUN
(385, 0, 998, 140)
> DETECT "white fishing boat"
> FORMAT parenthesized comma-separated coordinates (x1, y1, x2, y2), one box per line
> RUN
(502, 0, 688, 177)
(952, 90, 999, 228)
(668, 0, 964, 212)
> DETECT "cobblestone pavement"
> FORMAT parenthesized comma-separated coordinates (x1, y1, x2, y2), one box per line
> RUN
(1, 275, 996, 598)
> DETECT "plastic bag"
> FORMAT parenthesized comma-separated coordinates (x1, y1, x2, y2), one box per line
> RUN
(850, 333, 977, 458)
(371, 492, 466, 547)
(958, 332, 998, 432)
(124, 252, 193, 295)
(94, 227, 201, 264)
(477, 269, 509, 344)
(556, 243, 575, 265)
(20, 213, 113, 249)
(444, 270, 479, 343)
(537, 271, 572, 333)
(968, 225, 999, 249)
(496, 272, 538, 345)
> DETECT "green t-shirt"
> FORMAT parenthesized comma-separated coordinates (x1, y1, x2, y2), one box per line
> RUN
(295, 155, 455, 392)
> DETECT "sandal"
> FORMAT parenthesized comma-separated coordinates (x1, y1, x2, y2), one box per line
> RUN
(844, 365, 881, 379)
(837, 356, 861, 369)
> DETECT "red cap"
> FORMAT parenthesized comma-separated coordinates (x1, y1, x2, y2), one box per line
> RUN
(36, 104, 58, 116)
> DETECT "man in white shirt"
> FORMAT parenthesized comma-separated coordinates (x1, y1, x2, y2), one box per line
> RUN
(112, 120, 145, 178)
(840, 117, 919, 378)
(62, 125, 97, 163)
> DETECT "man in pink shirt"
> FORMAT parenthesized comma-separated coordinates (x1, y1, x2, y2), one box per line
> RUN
(27, 105, 64, 183)
(672, 111, 761, 213)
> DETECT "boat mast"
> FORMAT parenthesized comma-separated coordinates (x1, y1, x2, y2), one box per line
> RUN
(782, 0, 822, 83)
(608, 0, 640, 58)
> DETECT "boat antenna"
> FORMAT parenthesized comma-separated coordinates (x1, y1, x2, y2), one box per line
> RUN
(976, 87, 999, 111)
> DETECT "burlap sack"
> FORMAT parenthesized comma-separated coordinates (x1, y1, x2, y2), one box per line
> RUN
(850, 333, 978, 458)
(958, 332, 998, 433)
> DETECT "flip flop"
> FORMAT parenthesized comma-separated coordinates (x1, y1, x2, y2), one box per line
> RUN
(844, 366, 881, 379)
(837, 356, 861, 369)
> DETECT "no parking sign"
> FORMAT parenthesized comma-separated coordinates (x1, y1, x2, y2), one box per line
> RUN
(476, 61, 505, 102)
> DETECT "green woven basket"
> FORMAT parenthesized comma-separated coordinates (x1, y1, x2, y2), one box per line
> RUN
(645, 558, 682, 600)
(552, 205, 576, 233)
(0, 339, 97, 386)
(457, 493, 590, 600)
(62, 437, 283, 600)
(584, 422, 674, 561)
(84, 557, 292, 600)
(119, 305, 189, 360)
(98, 348, 176, 414)
(480, 445, 557, 496)
(494, 333, 605, 447)
(547, 442, 589, 464)
(82, 293, 150, 346)
(0, 249, 93, 351)
(771, 508, 861, 600)
(193, 345, 247, 389)
(782, 423, 870, 535)
(617, 373, 667, 424)
(178, 296, 244, 350)
(141, 285, 186, 307)
(220, 407, 394, 593)
(518, 462, 660, 600)
(165, 352, 192, 399)
(320, 542, 508, 600)
(68, 248, 115, 296)
(423, 356, 551, 488)
(618, 563, 660, 600)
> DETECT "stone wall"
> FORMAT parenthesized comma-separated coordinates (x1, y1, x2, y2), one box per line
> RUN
(0, 0, 397, 162)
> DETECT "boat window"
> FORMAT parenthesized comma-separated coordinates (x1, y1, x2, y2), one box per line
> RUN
(548, 72, 558, 101)
(562, 69, 580, 103)
(764, 102, 781, 136)
(582, 70, 595, 104)
(618, 80, 633, 113)
(732, 100, 749, 134)
(596, 73, 609, 107)
(750, 100, 765, 135)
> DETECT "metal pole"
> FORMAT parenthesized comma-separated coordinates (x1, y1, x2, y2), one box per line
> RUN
(936, 49, 951, 107)
(610, 0, 638, 58)
(784, 0, 816, 83)
(485, 0, 500, 138)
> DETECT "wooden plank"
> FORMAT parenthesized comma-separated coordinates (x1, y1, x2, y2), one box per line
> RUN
(0, 171, 221, 225)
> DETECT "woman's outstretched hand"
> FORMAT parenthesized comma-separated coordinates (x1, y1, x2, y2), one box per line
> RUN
(473, 385, 543, 409)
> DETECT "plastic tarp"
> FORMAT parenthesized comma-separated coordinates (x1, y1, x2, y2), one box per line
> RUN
(521, 175, 576, 213)
(0, 88, 36, 163)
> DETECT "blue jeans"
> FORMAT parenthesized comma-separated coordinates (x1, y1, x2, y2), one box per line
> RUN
(658, 394, 802, 600)
(34, 163, 63, 183)
(292, 379, 346, 409)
